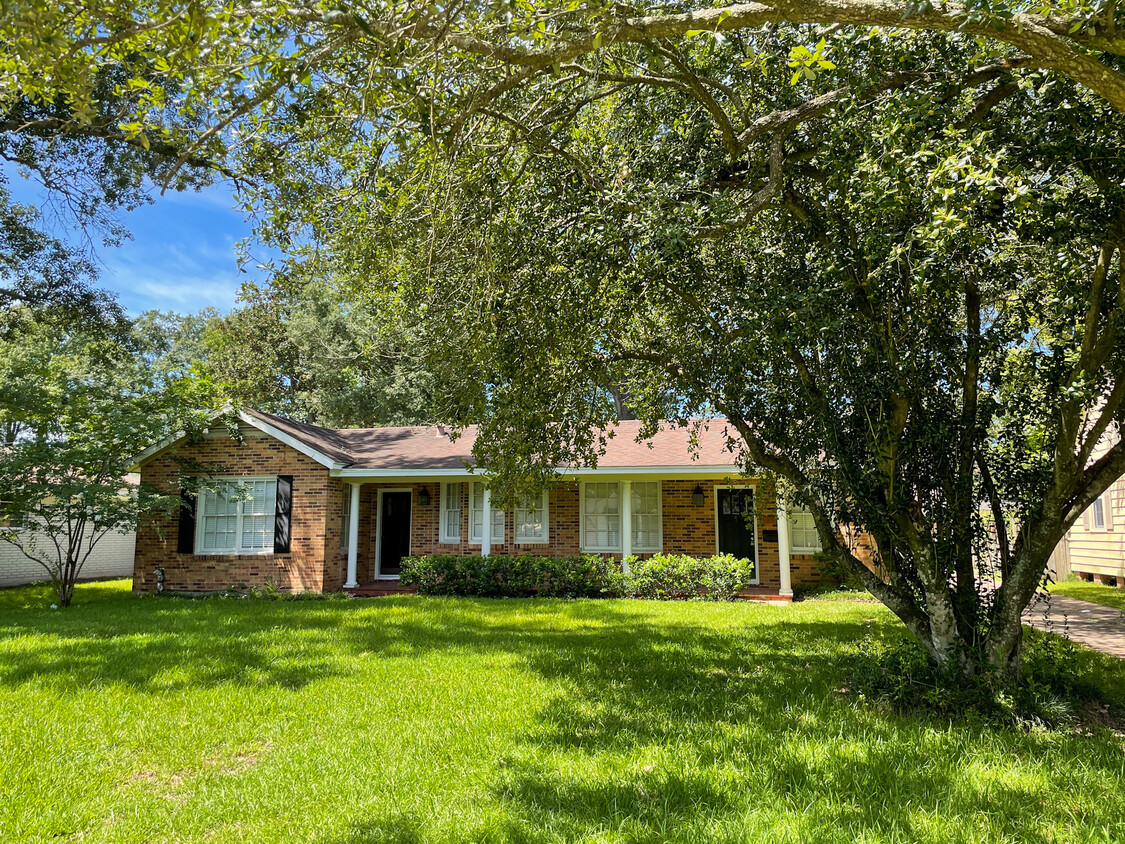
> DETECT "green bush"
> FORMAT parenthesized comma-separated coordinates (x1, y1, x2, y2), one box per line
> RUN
(399, 554, 623, 598)
(624, 553, 755, 601)
(401, 553, 754, 601)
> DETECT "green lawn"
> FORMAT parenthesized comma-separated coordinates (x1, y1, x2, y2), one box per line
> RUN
(1049, 580, 1125, 612)
(1, 581, 1124, 844)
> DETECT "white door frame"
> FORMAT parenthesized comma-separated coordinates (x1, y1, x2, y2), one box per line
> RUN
(714, 484, 761, 585)
(374, 487, 413, 579)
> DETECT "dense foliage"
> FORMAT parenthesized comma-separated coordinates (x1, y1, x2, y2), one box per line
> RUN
(400, 553, 756, 600)
(0, 308, 219, 605)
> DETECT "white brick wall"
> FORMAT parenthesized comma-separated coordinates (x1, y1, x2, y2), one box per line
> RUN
(0, 529, 136, 587)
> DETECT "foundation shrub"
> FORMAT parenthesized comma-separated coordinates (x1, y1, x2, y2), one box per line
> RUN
(399, 554, 623, 598)
(624, 553, 755, 601)
(401, 553, 754, 600)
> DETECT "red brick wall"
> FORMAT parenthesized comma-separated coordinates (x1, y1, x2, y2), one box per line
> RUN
(349, 478, 809, 591)
(353, 481, 583, 567)
(137, 433, 833, 595)
(133, 427, 334, 594)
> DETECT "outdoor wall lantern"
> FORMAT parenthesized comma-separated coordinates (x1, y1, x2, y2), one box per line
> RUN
(418, 486, 431, 506)
(692, 485, 705, 506)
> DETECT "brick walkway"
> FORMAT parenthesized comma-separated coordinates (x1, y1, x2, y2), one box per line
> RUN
(1023, 593, 1125, 659)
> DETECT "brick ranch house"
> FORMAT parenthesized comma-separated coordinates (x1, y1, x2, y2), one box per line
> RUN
(130, 409, 837, 599)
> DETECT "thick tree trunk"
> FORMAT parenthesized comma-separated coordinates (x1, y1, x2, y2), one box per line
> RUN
(988, 627, 1024, 680)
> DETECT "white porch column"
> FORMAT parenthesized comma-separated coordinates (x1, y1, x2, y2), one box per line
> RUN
(481, 487, 492, 556)
(776, 496, 793, 597)
(620, 481, 632, 572)
(345, 482, 361, 589)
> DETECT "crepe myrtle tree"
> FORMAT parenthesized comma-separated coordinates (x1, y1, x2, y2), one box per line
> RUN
(0, 312, 218, 606)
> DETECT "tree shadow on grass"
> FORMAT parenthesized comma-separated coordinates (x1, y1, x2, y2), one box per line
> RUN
(0, 594, 356, 690)
(2, 589, 1123, 843)
(329, 607, 1125, 843)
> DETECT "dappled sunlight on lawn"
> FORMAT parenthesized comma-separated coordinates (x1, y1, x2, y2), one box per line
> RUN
(0, 581, 1122, 843)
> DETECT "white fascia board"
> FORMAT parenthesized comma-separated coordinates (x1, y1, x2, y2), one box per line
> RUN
(331, 467, 473, 478)
(330, 464, 742, 479)
(237, 411, 345, 469)
(128, 431, 193, 471)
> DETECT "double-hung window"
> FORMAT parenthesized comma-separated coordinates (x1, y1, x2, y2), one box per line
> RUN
(581, 481, 663, 553)
(1092, 496, 1107, 530)
(581, 482, 621, 552)
(470, 482, 505, 544)
(788, 509, 822, 553)
(514, 489, 550, 544)
(196, 478, 276, 555)
(440, 482, 463, 543)
(630, 482, 662, 553)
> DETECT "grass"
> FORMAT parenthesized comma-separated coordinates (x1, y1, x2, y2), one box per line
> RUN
(1049, 579, 1125, 612)
(0, 581, 1123, 844)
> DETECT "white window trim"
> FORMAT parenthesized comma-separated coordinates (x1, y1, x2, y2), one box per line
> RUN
(194, 475, 277, 557)
(469, 481, 505, 545)
(514, 489, 551, 545)
(580, 481, 623, 553)
(630, 481, 663, 554)
(439, 482, 463, 544)
(788, 507, 823, 554)
(713, 485, 761, 585)
(1092, 495, 1108, 531)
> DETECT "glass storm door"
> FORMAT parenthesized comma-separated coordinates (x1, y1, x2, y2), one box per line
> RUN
(379, 491, 412, 576)
(717, 488, 756, 573)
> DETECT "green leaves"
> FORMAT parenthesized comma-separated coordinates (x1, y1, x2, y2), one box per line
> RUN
(787, 38, 837, 84)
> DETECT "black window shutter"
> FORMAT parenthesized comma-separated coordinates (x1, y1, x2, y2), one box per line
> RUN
(274, 475, 293, 554)
(176, 489, 196, 554)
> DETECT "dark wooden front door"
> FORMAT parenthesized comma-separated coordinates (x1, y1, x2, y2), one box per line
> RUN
(379, 491, 412, 576)
(717, 488, 756, 574)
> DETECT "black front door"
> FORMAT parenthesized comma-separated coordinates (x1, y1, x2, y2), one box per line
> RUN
(717, 488, 756, 572)
(380, 491, 412, 576)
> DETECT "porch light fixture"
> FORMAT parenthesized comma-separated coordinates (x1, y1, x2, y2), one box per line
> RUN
(418, 486, 431, 506)
(692, 485, 705, 506)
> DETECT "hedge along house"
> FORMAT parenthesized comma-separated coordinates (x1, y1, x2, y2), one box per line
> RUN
(130, 409, 830, 598)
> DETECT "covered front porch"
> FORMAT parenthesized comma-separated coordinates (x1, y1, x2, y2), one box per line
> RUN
(334, 475, 801, 598)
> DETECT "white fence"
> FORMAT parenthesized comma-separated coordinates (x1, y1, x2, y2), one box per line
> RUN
(0, 529, 136, 587)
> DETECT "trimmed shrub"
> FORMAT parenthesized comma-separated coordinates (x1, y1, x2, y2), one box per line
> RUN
(624, 553, 756, 601)
(400, 554, 624, 599)
(401, 553, 754, 601)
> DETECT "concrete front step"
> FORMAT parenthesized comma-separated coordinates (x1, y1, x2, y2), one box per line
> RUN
(345, 582, 418, 597)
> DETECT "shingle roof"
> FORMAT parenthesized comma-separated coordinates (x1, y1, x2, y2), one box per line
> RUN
(244, 409, 741, 471)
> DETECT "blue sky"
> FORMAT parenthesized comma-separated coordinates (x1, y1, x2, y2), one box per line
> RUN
(5, 164, 268, 316)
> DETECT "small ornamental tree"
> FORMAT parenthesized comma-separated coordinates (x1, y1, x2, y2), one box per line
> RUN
(0, 310, 217, 606)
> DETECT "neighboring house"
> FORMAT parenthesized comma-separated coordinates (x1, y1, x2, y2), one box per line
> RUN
(0, 476, 139, 588)
(1051, 477, 1125, 587)
(1048, 421, 1125, 587)
(129, 409, 835, 598)
(0, 527, 137, 587)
